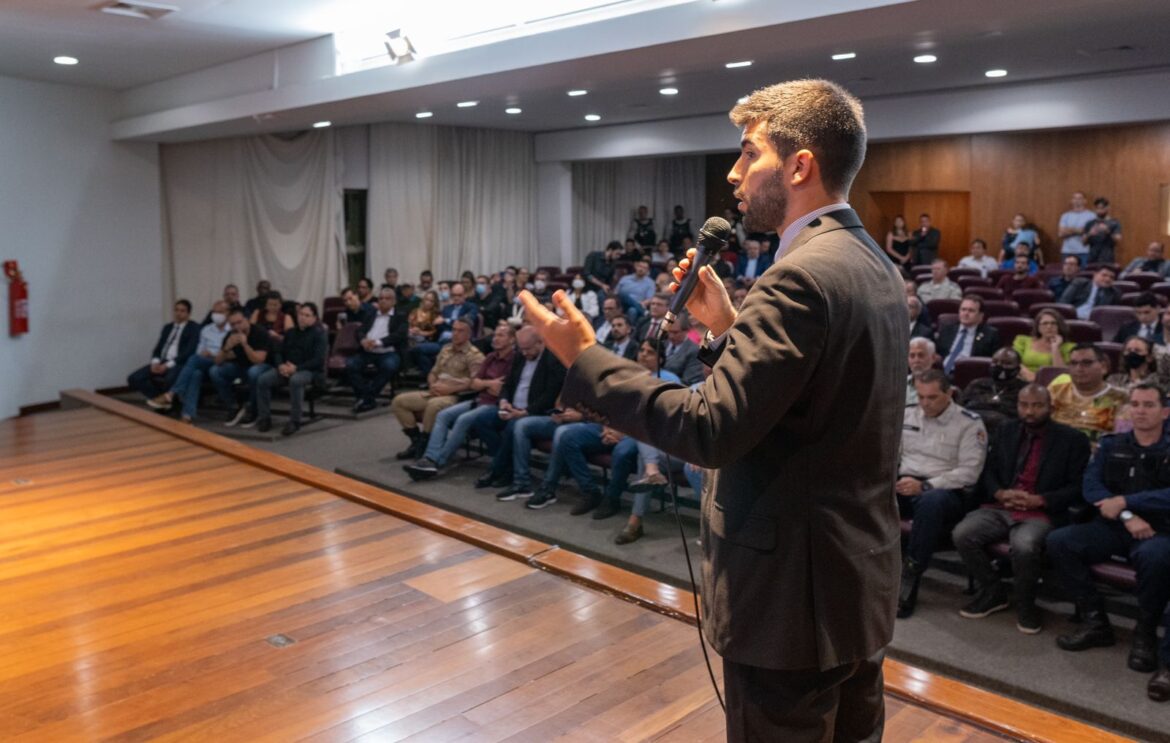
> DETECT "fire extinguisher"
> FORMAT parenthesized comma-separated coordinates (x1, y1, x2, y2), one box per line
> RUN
(4, 260, 29, 337)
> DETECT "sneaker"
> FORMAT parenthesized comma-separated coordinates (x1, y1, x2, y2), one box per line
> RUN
(404, 458, 440, 481)
(225, 406, 249, 427)
(146, 393, 171, 410)
(1016, 603, 1043, 634)
(592, 500, 621, 520)
(495, 485, 534, 502)
(239, 412, 260, 428)
(959, 583, 1010, 619)
(281, 421, 300, 437)
(628, 472, 668, 492)
(256, 417, 272, 433)
(525, 488, 558, 509)
(615, 523, 644, 545)
(353, 399, 377, 414)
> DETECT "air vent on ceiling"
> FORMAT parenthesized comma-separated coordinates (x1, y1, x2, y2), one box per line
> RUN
(100, 1, 179, 21)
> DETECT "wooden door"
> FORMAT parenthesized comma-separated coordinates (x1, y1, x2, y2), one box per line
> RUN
(868, 191, 971, 265)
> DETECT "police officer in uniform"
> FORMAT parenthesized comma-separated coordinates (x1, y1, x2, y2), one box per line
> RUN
(1047, 381, 1170, 701)
(896, 369, 988, 618)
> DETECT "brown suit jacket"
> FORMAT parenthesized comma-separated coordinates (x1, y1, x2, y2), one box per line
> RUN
(561, 208, 908, 671)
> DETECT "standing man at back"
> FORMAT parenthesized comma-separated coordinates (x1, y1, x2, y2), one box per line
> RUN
(520, 79, 906, 742)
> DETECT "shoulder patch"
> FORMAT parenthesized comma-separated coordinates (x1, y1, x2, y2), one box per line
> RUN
(961, 409, 981, 421)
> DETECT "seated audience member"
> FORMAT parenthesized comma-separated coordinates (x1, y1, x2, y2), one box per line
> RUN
(960, 348, 1027, 433)
(515, 268, 531, 292)
(472, 274, 507, 329)
(1046, 382, 1170, 700)
(958, 239, 999, 277)
(530, 269, 553, 304)
(439, 282, 478, 341)
(735, 239, 772, 284)
(649, 239, 673, 270)
(1107, 336, 1158, 392)
(1083, 197, 1122, 265)
(996, 253, 1044, 295)
(562, 274, 599, 321)
(654, 271, 673, 294)
(634, 293, 670, 343)
(1047, 255, 1081, 299)
(621, 237, 644, 262)
(250, 291, 294, 344)
(382, 267, 399, 294)
(417, 270, 434, 294)
(615, 259, 656, 321)
(243, 279, 272, 318)
(1013, 309, 1074, 381)
(472, 327, 565, 496)
(661, 314, 704, 385)
(604, 315, 637, 360)
(337, 287, 374, 329)
(1061, 266, 1120, 320)
(129, 299, 200, 401)
(952, 384, 1090, 633)
(397, 283, 419, 313)
(896, 370, 988, 618)
(355, 277, 376, 307)
(255, 302, 327, 436)
(149, 300, 232, 422)
(938, 294, 1001, 376)
(910, 213, 942, 265)
(407, 290, 441, 346)
(209, 308, 271, 427)
(404, 323, 516, 479)
(1122, 241, 1170, 279)
(908, 295, 933, 341)
(346, 287, 408, 414)
(906, 279, 933, 327)
(1000, 213, 1042, 268)
(201, 284, 242, 324)
(732, 286, 748, 309)
(1048, 344, 1127, 442)
(906, 338, 937, 407)
(592, 296, 623, 344)
(916, 259, 962, 303)
(391, 318, 484, 460)
(583, 241, 620, 295)
(1114, 292, 1163, 344)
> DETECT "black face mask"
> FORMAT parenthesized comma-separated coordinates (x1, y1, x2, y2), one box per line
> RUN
(990, 365, 1019, 382)
(1124, 353, 1149, 371)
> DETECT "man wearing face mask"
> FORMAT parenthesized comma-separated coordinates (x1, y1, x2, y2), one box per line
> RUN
(472, 274, 507, 331)
(952, 384, 1089, 634)
(960, 348, 1028, 434)
(563, 274, 598, 320)
(149, 299, 232, 423)
(531, 270, 553, 305)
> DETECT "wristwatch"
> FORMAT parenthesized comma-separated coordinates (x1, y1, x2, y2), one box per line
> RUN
(921, 480, 932, 491)
(1120, 509, 1135, 522)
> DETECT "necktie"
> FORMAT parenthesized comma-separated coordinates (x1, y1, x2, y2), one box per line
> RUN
(944, 328, 968, 375)
(649, 319, 660, 339)
(162, 323, 181, 360)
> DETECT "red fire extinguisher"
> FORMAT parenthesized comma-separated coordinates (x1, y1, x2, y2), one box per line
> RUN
(4, 260, 29, 336)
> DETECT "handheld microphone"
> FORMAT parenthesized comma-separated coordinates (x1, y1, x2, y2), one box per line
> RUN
(663, 216, 732, 330)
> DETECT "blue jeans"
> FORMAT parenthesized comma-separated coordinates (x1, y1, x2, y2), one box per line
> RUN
(346, 350, 400, 404)
(424, 401, 500, 466)
(541, 422, 605, 493)
(209, 361, 271, 413)
(171, 354, 215, 420)
(608, 437, 644, 513)
(128, 363, 180, 399)
(490, 415, 557, 488)
(619, 291, 646, 322)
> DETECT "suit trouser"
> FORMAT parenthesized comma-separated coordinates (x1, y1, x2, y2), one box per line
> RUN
(723, 650, 885, 743)
(897, 488, 967, 567)
(128, 363, 180, 399)
(952, 508, 1050, 599)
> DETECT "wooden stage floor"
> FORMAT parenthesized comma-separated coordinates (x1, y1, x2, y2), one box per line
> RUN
(0, 399, 1129, 742)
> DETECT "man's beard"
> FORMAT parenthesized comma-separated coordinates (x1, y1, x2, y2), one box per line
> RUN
(743, 170, 789, 233)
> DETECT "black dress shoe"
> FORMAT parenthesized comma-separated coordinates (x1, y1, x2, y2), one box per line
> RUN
(281, 421, 300, 437)
(1129, 616, 1159, 673)
(592, 500, 621, 520)
(959, 582, 1010, 619)
(474, 472, 507, 489)
(256, 417, 272, 433)
(896, 559, 923, 619)
(1056, 602, 1115, 651)
(1149, 667, 1170, 702)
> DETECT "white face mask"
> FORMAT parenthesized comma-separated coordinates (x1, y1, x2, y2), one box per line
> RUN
(572, 279, 585, 290)
(533, 280, 547, 292)
(211, 312, 227, 326)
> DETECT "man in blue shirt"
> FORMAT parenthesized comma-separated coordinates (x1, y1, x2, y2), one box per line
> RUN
(614, 259, 655, 322)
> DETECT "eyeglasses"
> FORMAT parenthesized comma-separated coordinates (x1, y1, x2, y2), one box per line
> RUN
(1067, 360, 1099, 367)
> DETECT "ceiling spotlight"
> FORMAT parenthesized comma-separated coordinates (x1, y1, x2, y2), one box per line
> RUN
(584, 114, 601, 122)
(985, 69, 1008, 78)
(567, 89, 588, 97)
(725, 60, 752, 69)
(312, 121, 331, 128)
(456, 101, 478, 108)
(831, 52, 857, 61)
(415, 111, 433, 119)
(384, 29, 417, 64)
(913, 54, 938, 64)
(505, 107, 522, 115)
(659, 87, 679, 96)
(53, 56, 79, 66)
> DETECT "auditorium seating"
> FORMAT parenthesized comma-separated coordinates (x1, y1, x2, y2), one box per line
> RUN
(1011, 289, 1054, 312)
(1067, 320, 1103, 343)
(965, 286, 1004, 300)
(952, 357, 992, 390)
(958, 276, 992, 290)
(981, 300, 1021, 319)
(987, 317, 1032, 348)
(1029, 303, 1076, 319)
(1089, 306, 1137, 342)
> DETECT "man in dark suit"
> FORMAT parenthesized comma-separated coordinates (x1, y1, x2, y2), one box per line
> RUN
(602, 316, 638, 360)
(592, 295, 624, 344)
(520, 79, 905, 741)
(633, 293, 670, 343)
(1060, 266, 1121, 320)
(936, 294, 1001, 376)
(734, 239, 772, 283)
(128, 299, 201, 401)
(1113, 292, 1163, 344)
(909, 213, 941, 266)
(345, 287, 408, 413)
(951, 384, 1090, 634)
(662, 315, 705, 385)
(907, 295, 933, 342)
(438, 283, 479, 341)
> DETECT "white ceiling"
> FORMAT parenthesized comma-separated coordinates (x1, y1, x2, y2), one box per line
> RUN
(3, 0, 1170, 140)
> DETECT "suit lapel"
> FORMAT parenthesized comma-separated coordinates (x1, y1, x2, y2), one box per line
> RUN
(784, 208, 867, 259)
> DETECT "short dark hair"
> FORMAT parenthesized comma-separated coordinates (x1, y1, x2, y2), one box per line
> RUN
(1065, 255, 1082, 266)
(1130, 381, 1167, 406)
(175, 299, 192, 312)
(266, 290, 283, 303)
(729, 79, 866, 197)
(920, 213, 931, 219)
(224, 283, 238, 292)
(641, 336, 664, 354)
(340, 287, 356, 298)
(1097, 265, 1117, 277)
(358, 277, 373, 288)
(1094, 197, 1110, 207)
(1135, 292, 1158, 308)
(971, 238, 987, 250)
(420, 270, 433, 279)
(960, 293, 985, 312)
(1070, 342, 1106, 363)
(300, 301, 319, 318)
(228, 308, 246, 319)
(913, 368, 951, 392)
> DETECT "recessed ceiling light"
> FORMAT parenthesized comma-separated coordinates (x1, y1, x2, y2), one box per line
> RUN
(415, 111, 433, 119)
(985, 69, 1008, 78)
(725, 60, 752, 69)
(505, 107, 522, 115)
(53, 56, 79, 66)
(584, 114, 601, 122)
(831, 52, 857, 61)
(567, 89, 588, 97)
(312, 121, 331, 128)
(659, 87, 679, 96)
(914, 54, 938, 64)
(456, 100, 478, 108)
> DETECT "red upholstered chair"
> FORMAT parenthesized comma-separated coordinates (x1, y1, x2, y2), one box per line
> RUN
(1120, 292, 1168, 307)
(1067, 320, 1103, 344)
(957, 276, 992, 290)
(987, 317, 1033, 349)
(936, 313, 959, 330)
(911, 265, 933, 279)
(1088, 305, 1136, 343)
(327, 322, 362, 378)
(965, 286, 1004, 300)
(1011, 289, 1055, 312)
(1125, 272, 1163, 291)
(1112, 280, 1140, 296)
(949, 267, 981, 282)
(1151, 283, 1170, 303)
(952, 357, 992, 390)
(1095, 341, 1123, 374)
(536, 265, 561, 276)
(1029, 302, 1076, 320)
(926, 299, 961, 322)
(981, 300, 1022, 319)
(989, 268, 1014, 285)
(566, 265, 584, 274)
(1034, 366, 1065, 387)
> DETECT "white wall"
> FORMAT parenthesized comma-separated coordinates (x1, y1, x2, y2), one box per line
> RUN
(0, 75, 163, 419)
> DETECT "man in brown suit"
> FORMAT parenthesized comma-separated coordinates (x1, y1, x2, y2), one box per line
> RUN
(520, 79, 906, 741)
